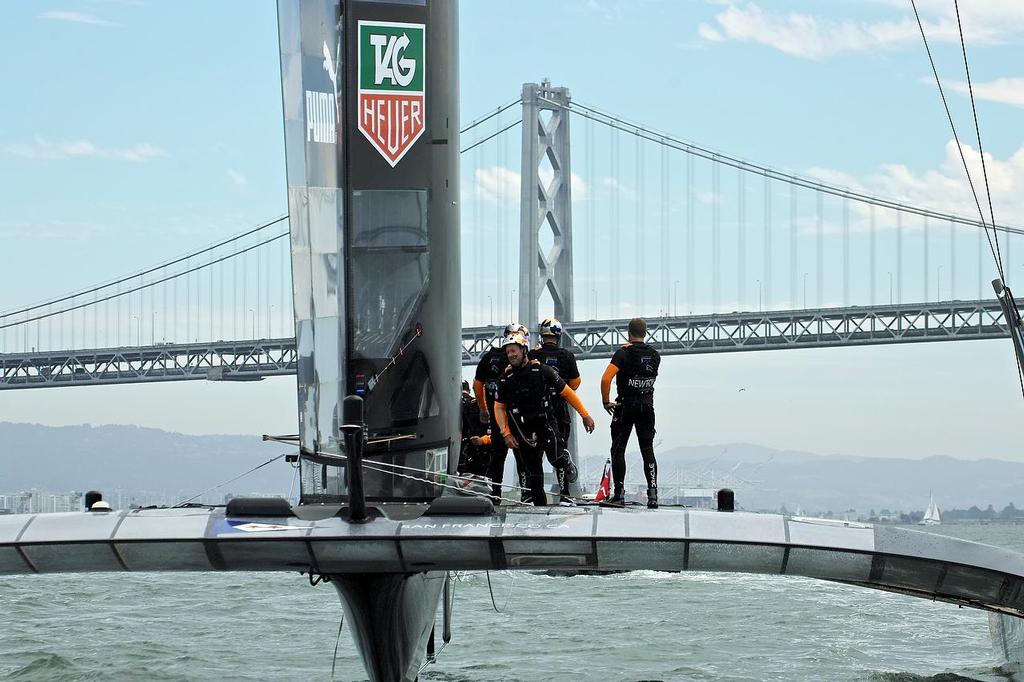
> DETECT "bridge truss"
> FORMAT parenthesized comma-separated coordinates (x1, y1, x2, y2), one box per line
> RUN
(0, 299, 1010, 390)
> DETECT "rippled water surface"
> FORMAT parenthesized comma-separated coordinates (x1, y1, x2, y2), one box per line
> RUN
(2, 523, 1023, 681)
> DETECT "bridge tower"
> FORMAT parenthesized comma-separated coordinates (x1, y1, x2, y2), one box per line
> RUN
(518, 81, 580, 490)
(518, 80, 574, 330)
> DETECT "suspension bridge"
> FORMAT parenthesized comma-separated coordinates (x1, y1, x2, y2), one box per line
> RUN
(0, 83, 1019, 390)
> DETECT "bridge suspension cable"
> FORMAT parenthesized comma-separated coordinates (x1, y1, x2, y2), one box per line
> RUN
(564, 100, 1024, 237)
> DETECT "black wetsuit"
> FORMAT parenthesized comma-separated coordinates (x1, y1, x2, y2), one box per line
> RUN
(496, 360, 566, 506)
(529, 343, 580, 446)
(529, 343, 580, 495)
(459, 392, 490, 477)
(609, 342, 661, 492)
(474, 347, 526, 497)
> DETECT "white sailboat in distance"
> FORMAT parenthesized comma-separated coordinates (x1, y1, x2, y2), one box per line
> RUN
(919, 492, 942, 526)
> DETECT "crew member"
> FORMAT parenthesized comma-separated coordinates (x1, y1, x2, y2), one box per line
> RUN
(528, 317, 581, 501)
(458, 380, 489, 478)
(600, 317, 661, 508)
(492, 332, 595, 506)
(473, 323, 531, 501)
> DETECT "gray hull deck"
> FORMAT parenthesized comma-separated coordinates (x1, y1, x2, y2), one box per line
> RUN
(3, 505, 1023, 618)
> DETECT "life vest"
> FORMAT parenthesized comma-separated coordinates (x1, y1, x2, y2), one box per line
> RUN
(615, 342, 660, 403)
(500, 360, 556, 421)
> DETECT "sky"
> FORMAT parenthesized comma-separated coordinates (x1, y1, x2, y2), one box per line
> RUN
(1, 0, 1024, 462)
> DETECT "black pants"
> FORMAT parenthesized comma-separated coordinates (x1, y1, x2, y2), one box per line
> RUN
(609, 401, 657, 491)
(508, 417, 556, 506)
(487, 434, 527, 500)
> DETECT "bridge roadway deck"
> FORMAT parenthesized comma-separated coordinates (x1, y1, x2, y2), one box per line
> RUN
(1, 504, 1023, 619)
(0, 299, 1009, 389)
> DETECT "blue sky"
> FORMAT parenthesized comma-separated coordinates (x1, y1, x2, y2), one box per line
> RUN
(1, 1, 1024, 462)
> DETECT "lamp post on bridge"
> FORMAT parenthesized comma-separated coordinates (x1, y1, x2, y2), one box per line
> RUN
(151, 313, 157, 344)
(591, 288, 597, 320)
(937, 266, 943, 302)
(509, 290, 516, 323)
(248, 308, 255, 339)
(802, 272, 808, 310)
(673, 280, 679, 317)
(756, 279, 762, 313)
(888, 272, 893, 305)
(487, 295, 493, 326)
(132, 316, 140, 346)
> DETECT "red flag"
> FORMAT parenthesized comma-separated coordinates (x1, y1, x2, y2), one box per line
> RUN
(594, 459, 612, 502)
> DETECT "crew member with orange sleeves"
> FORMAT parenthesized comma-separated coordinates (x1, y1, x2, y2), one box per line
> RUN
(482, 332, 595, 506)
(600, 317, 662, 508)
(473, 323, 531, 501)
(528, 317, 582, 499)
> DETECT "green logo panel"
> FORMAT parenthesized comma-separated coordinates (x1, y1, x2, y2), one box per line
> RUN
(358, 21, 425, 93)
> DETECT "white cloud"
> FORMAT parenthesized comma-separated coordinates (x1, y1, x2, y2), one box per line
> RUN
(0, 219, 109, 240)
(697, 1, 1024, 59)
(598, 176, 635, 198)
(807, 140, 1024, 230)
(226, 169, 248, 186)
(473, 166, 519, 203)
(39, 11, 120, 27)
(474, 165, 589, 202)
(946, 77, 1024, 109)
(5, 137, 167, 162)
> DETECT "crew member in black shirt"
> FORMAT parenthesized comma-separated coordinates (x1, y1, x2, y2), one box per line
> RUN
(528, 317, 581, 502)
(493, 332, 595, 506)
(600, 317, 662, 508)
(473, 323, 530, 501)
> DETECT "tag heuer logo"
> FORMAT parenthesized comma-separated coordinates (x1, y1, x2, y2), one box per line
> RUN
(358, 20, 425, 167)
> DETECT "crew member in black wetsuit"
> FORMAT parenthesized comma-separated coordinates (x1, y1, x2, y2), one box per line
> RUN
(528, 317, 581, 502)
(492, 332, 595, 506)
(458, 380, 489, 478)
(600, 317, 662, 508)
(473, 323, 531, 501)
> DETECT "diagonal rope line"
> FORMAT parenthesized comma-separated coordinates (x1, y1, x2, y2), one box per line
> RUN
(953, 0, 1003, 279)
(909, 0, 1003, 281)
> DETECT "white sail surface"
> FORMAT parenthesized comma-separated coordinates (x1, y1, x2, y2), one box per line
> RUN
(919, 493, 941, 525)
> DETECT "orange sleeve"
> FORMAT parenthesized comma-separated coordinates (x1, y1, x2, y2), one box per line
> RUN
(473, 379, 487, 412)
(559, 385, 590, 420)
(494, 401, 510, 437)
(568, 376, 581, 391)
(600, 364, 618, 404)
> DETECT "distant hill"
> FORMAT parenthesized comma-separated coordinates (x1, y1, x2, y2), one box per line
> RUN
(2, 423, 1023, 513)
(0, 422, 290, 501)
(578, 442, 1024, 513)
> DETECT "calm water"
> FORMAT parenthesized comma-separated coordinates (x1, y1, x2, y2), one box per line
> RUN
(2, 523, 1023, 681)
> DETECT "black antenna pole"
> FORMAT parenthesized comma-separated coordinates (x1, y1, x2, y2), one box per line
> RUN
(341, 395, 368, 523)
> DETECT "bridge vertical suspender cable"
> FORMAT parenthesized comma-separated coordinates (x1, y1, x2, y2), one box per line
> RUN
(738, 169, 746, 310)
(764, 175, 772, 310)
(712, 161, 720, 311)
(843, 198, 850, 306)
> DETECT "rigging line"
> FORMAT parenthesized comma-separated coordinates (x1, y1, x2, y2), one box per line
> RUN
(330, 614, 345, 681)
(0, 215, 289, 321)
(310, 445, 535, 497)
(0, 232, 288, 330)
(308, 450, 529, 506)
(566, 101, 1024, 237)
(460, 97, 522, 135)
(908, 0, 1003, 281)
(485, 569, 515, 613)
(953, 0, 1003, 275)
(460, 120, 521, 155)
(173, 453, 286, 507)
